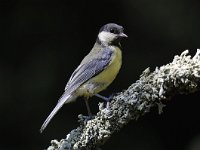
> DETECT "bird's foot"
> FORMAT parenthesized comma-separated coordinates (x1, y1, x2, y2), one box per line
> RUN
(95, 94, 114, 109)
(82, 115, 95, 121)
(78, 114, 95, 123)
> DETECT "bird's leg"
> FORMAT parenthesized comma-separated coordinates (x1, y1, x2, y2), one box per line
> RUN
(95, 94, 111, 101)
(95, 94, 113, 109)
(84, 98, 93, 117)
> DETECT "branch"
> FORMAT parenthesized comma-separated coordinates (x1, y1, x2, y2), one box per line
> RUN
(46, 49, 200, 150)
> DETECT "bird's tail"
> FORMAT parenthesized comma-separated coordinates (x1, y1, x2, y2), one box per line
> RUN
(40, 92, 76, 133)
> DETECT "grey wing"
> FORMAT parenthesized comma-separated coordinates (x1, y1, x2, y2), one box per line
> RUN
(65, 48, 113, 93)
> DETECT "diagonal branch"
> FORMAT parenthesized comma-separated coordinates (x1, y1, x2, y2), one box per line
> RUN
(46, 49, 200, 150)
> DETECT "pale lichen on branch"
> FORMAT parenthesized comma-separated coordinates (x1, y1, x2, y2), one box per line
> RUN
(47, 49, 200, 150)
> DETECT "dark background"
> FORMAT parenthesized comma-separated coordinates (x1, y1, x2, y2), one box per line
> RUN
(1, 0, 200, 149)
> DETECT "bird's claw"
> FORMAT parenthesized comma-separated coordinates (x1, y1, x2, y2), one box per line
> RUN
(82, 115, 95, 121)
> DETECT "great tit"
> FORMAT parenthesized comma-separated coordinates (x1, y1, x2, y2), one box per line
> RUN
(40, 23, 127, 133)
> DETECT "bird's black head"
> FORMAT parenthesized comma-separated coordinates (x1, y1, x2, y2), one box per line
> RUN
(97, 23, 127, 46)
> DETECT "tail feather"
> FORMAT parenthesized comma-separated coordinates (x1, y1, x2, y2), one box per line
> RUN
(40, 92, 73, 133)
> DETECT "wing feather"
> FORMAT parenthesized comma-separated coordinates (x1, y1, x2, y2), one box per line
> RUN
(65, 48, 113, 93)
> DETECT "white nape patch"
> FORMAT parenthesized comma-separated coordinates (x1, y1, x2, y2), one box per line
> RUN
(98, 31, 116, 44)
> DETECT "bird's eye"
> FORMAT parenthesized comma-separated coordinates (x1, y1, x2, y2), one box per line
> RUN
(110, 28, 116, 34)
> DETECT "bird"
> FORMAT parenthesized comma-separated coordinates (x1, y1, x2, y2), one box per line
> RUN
(40, 23, 127, 133)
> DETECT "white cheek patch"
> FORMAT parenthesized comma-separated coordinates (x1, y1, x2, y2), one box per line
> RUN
(98, 31, 116, 44)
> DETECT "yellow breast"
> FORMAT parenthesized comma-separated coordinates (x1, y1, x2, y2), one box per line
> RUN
(78, 46, 122, 97)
